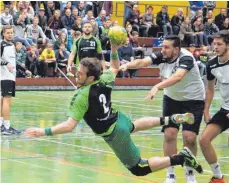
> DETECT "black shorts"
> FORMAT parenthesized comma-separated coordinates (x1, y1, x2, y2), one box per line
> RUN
(162, 95, 204, 135)
(1, 80, 15, 97)
(208, 108, 229, 133)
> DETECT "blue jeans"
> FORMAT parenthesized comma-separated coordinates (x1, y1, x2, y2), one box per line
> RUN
(123, 6, 132, 26)
(14, 36, 32, 48)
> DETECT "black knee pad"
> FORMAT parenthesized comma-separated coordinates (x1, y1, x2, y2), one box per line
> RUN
(129, 159, 152, 176)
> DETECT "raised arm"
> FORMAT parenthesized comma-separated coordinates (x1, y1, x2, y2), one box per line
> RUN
(109, 44, 122, 76)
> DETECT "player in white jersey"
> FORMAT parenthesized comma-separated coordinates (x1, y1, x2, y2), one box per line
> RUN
(199, 30, 229, 183)
(120, 35, 205, 183)
(0, 25, 21, 135)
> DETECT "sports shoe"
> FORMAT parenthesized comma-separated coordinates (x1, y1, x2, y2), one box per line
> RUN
(1, 125, 13, 135)
(171, 113, 194, 125)
(164, 174, 176, 183)
(209, 176, 226, 183)
(179, 147, 203, 174)
(8, 127, 21, 135)
(185, 170, 197, 183)
(66, 72, 74, 77)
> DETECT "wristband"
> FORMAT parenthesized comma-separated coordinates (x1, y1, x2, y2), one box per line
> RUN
(110, 52, 119, 59)
(45, 127, 53, 136)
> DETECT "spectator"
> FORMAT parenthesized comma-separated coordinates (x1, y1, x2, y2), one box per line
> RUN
(26, 43, 39, 76)
(189, 1, 204, 19)
(72, 16, 83, 32)
(45, 1, 55, 20)
(112, 20, 118, 26)
(129, 31, 144, 59)
(215, 8, 227, 30)
(103, 1, 113, 18)
(82, 10, 94, 24)
(96, 10, 107, 27)
(71, 31, 82, 47)
(24, 1, 34, 21)
(118, 38, 136, 78)
(99, 19, 112, 50)
(13, 1, 25, 16)
(1, 5, 13, 26)
(203, 10, 214, 24)
(90, 17, 99, 38)
(141, 6, 160, 37)
(38, 5, 47, 32)
(192, 17, 207, 47)
(72, 7, 79, 20)
(191, 9, 203, 25)
(204, 18, 219, 45)
(78, 1, 86, 18)
(61, 1, 72, 16)
(126, 24, 133, 40)
(171, 8, 184, 35)
(47, 10, 63, 41)
(39, 43, 56, 77)
(55, 43, 70, 76)
(126, 5, 141, 33)
(123, 1, 137, 27)
(61, 8, 75, 31)
(156, 5, 173, 36)
(178, 17, 196, 46)
(54, 31, 68, 51)
(26, 16, 47, 45)
(203, 1, 216, 18)
(221, 18, 229, 31)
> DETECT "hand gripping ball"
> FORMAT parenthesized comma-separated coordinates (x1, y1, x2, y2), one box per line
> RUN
(108, 26, 127, 46)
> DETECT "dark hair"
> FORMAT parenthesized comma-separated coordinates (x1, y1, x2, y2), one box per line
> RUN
(4, 5, 10, 9)
(213, 30, 229, 44)
(164, 35, 181, 49)
(80, 58, 101, 80)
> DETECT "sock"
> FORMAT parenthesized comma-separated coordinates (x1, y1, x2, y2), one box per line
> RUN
(170, 155, 184, 166)
(166, 166, 175, 177)
(0, 117, 3, 126)
(160, 117, 169, 126)
(186, 166, 194, 175)
(210, 162, 223, 179)
(3, 120, 10, 129)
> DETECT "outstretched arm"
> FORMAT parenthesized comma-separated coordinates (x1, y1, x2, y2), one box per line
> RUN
(25, 117, 79, 137)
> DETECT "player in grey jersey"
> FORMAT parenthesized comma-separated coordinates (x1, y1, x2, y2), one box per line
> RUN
(120, 35, 205, 183)
(199, 30, 229, 183)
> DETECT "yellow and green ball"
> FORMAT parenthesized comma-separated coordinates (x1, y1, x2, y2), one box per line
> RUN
(108, 26, 127, 46)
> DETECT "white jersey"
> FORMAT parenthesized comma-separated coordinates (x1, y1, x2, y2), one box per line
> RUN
(0, 40, 16, 81)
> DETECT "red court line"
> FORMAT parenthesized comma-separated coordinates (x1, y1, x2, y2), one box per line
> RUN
(1, 147, 158, 183)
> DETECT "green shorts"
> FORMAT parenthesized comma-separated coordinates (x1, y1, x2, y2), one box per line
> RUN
(103, 112, 141, 169)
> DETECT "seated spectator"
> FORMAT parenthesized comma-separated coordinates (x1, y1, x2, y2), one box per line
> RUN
(204, 18, 219, 45)
(90, 17, 99, 38)
(126, 24, 133, 40)
(26, 16, 47, 45)
(112, 20, 118, 26)
(99, 19, 112, 49)
(203, 1, 216, 18)
(129, 31, 144, 59)
(192, 17, 207, 47)
(156, 5, 173, 36)
(221, 18, 229, 31)
(191, 9, 203, 25)
(126, 4, 140, 33)
(77, 1, 86, 18)
(71, 30, 82, 47)
(61, 8, 75, 31)
(26, 43, 39, 76)
(24, 1, 34, 21)
(1, 5, 13, 26)
(141, 5, 159, 37)
(178, 17, 196, 47)
(95, 10, 107, 27)
(39, 43, 56, 77)
(203, 10, 214, 24)
(54, 31, 68, 51)
(72, 16, 83, 33)
(171, 8, 184, 35)
(82, 10, 94, 24)
(72, 7, 79, 20)
(118, 38, 136, 78)
(189, 1, 204, 19)
(45, 1, 55, 20)
(15, 42, 32, 78)
(215, 8, 227, 30)
(61, 1, 72, 16)
(38, 5, 47, 32)
(55, 43, 70, 77)
(47, 10, 63, 41)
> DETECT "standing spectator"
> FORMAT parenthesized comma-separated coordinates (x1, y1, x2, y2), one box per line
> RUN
(38, 5, 47, 32)
(45, 1, 55, 20)
(126, 5, 141, 33)
(141, 6, 160, 37)
(192, 17, 207, 47)
(123, 1, 137, 27)
(39, 43, 56, 77)
(0, 25, 21, 135)
(215, 8, 227, 30)
(1, 5, 13, 26)
(90, 18, 99, 38)
(203, 1, 216, 18)
(204, 18, 219, 45)
(178, 17, 196, 47)
(78, 1, 86, 18)
(61, 8, 75, 31)
(26, 43, 39, 76)
(95, 10, 107, 27)
(189, 1, 204, 19)
(82, 10, 94, 24)
(156, 5, 173, 37)
(171, 8, 184, 35)
(26, 16, 47, 45)
(103, 1, 113, 18)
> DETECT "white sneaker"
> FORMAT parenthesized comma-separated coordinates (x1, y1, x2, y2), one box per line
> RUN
(186, 171, 197, 183)
(164, 174, 176, 183)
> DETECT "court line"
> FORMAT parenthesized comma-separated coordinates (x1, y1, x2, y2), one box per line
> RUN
(2, 147, 158, 183)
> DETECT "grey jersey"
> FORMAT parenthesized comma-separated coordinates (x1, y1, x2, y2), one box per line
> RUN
(149, 48, 205, 101)
(0, 40, 16, 81)
(206, 56, 229, 110)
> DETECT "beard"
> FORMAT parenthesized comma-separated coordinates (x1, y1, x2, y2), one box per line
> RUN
(84, 31, 91, 35)
(217, 47, 228, 57)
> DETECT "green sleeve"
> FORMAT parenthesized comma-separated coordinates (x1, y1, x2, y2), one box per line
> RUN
(71, 39, 78, 53)
(95, 38, 102, 53)
(67, 91, 89, 121)
(100, 69, 116, 87)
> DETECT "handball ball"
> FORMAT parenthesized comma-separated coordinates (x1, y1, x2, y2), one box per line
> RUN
(108, 26, 127, 46)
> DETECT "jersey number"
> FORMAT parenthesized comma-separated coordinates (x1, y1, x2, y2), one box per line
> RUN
(99, 94, 109, 114)
(90, 41, 95, 47)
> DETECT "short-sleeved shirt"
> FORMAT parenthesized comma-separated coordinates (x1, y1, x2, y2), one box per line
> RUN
(68, 69, 118, 136)
(148, 48, 205, 101)
(206, 56, 229, 110)
(39, 49, 55, 62)
(71, 36, 103, 66)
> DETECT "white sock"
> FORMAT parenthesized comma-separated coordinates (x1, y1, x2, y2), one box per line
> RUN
(3, 120, 10, 129)
(210, 162, 223, 179)
(164, 117, 169, 125)
(166, 166, 175, 176)
(186, 166, 194, 175)
(0, 117, 3, 126)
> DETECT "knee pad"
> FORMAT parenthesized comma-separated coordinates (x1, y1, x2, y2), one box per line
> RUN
(129, 159, 152, 176)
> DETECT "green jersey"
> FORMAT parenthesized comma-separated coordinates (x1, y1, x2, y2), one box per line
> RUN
(68, 69, 118, 136)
